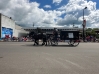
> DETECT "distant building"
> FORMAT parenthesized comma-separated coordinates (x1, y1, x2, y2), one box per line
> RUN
(23, 27, 85, 34)
(0, 13, 28, 38)
(0, 13, 86, 38)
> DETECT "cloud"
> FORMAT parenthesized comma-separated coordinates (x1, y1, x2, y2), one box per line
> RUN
(53, 0, 62, 5)
(0, 0, 10, 9)
(0, 0, 99, 28)
(44, 5, 51, 8)
(57, 0, 99, 28)
(57, 14, 82, 25)
(0, 0, 64, 27)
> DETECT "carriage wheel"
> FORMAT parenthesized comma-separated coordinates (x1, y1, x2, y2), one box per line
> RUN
(68, 40, 74, 46)
(68, 40, 79, 46)
(68, 41, 73, 45)
(47, 40, 52, 45)
(51, 40, 58, 46)
(73, 41, 79, 46)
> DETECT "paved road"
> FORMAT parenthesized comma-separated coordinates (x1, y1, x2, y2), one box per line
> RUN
(0, 42, 99, 74)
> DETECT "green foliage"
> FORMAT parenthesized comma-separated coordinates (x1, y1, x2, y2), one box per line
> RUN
(86, 28, 92, 31)
(86, 28, 99, 38)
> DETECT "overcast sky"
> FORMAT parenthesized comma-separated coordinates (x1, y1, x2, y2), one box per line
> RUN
(0, 0, 99, 28)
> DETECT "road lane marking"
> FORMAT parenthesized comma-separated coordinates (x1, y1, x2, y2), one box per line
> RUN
(65, 59, 84, 69)
(58, 58, 84, 69)
(45, 58, 54, 64)
(45, 57, 70, 69)
(42, 52, 84, 69)
(42, 52, 53, 56)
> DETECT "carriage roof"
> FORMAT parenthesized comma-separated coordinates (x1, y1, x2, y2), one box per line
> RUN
(60, 30, 79, 32)
(60, 30, 79, 33)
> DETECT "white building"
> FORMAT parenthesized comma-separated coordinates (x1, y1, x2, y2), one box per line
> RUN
(0, 13, 28, 38)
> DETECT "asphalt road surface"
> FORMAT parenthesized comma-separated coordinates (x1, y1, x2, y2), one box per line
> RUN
(0, 42, 99, 74)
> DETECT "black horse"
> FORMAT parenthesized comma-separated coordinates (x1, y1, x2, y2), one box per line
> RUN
(28, 31, 48, 45)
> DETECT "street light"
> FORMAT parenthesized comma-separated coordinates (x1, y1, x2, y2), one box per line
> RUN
(33, 22, 34, 28)
(73, 23, 74, 28)
(82, 7, 87, 42)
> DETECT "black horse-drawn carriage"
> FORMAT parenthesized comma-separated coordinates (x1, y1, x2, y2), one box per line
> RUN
(59, 30, 80, 46)
(49, 30, 80, 46)
(29, 29, 80, 46)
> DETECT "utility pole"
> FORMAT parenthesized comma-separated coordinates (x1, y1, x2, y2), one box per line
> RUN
(33, 22, 34, 28)
(73, 23, 74, 28)
(82, 7, 87, 42)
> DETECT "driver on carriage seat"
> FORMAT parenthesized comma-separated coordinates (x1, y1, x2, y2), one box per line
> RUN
(53, 28, 58, 40)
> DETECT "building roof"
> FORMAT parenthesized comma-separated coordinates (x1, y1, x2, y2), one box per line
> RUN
(22, 27, 82, 29)
(0, 13, 14, 21)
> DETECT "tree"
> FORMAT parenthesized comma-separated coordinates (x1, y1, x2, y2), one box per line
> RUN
(85, 28, 99, 38)
(92, 28, 99, 38)
(86, 28, 92, 31)
(86, 28, 92, 36)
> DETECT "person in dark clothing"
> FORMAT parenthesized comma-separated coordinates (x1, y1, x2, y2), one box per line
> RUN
(42, 33, 47, 46)
(53, 28, 58, 41)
